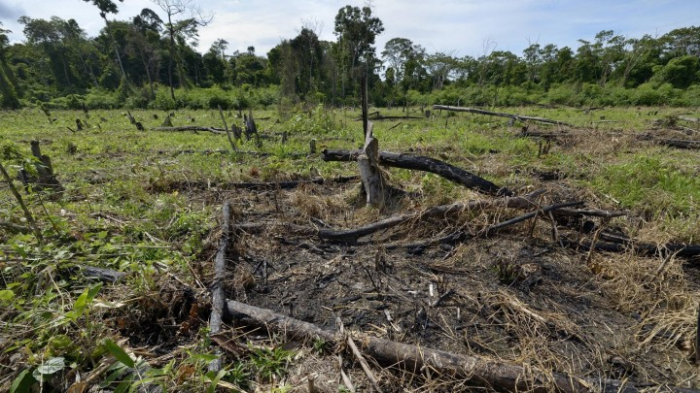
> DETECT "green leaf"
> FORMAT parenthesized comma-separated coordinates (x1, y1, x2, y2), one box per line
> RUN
(87, 282, 103, 300)
(36, 357, 65, 375)
(10, 369, 35, 393)
(70, 283, 103, 319)
(104, 339, 135, 368)
(0, 289, 15, 302)
(206, 369, 227, 393)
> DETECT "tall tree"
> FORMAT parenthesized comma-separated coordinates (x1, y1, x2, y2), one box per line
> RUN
(83, 0, 129, 83)
(150, 0, 212, 100)
(333, 5, 384, 99)
(0, 22, 20, 108)
(128, 8, 163, 96)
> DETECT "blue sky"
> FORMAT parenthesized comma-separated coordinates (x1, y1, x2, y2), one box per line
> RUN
(1, 0, 699, 58)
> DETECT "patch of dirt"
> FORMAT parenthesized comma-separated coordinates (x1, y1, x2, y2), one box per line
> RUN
(198, 181, 700, 389)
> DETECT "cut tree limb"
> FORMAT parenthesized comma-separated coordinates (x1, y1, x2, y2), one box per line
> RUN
(433, 105, 573, 127)
(562, 237, 700, 259)
(678, 116, 700, 123)
(224, 299, 585, 392)
(151, 126, 228, 134)
(322, 149, 511, 196)
(209, 201, 233, 373)
(223, 299, 697, 393)
(312, 191, 544, 243)
(384, 201, 583, 251)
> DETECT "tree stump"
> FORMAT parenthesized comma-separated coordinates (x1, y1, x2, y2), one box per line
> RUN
(357, 123, 385, 209)
(19, 141, 63, 194)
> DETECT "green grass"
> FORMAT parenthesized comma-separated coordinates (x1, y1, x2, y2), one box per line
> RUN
(1, 104, 700, 391)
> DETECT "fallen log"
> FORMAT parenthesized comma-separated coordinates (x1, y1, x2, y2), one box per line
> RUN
(209, 201, 232, 372)
(223, 299, 698, 393)
(637, 133, 700, 149)
(383, 201, 584, 252)
(312, 191, 544, 243)
(678, 116, 700, 124)
(156, 176, 359, 192)
(151, 126, 227, 134)
(224, 299, 587, 392)
(552, 208, 626, 219)
(562, 237, 700, 259)
(67, 265, 128, 283)
(432, 105, 573, 127)
(322, 149, 511, 196)
(0, 221, 31, 233)
(521, 129, 568, 139)
(656, 139, 700, 149)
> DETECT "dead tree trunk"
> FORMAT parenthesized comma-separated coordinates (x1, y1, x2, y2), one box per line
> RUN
(19, 141, 63, 194)
(357, 122, 385, 209)
(432, 105, 573, 127)
(323, 149, 511, 196)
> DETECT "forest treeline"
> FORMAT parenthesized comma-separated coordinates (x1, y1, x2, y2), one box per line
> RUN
(1, 0, 700, 110)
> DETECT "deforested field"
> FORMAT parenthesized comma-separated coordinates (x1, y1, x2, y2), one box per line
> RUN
(2, 105, 700, 392)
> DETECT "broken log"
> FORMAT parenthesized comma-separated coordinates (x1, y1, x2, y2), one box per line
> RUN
(312, 191, 544, 243)
(80, 266, 128, 283)
(209, 201, 232, 372)
(0, 221, 31, 233)
(678, 116, 700, 124)
(521, 129, 568, 139)
(322, 149, 511, 196)
(383, 200, 583, 252)
(562, 237, 700, 259)
(223, 299, 697, 393)
(552, 208, 626, 219)
(432, 105, 573, 127)
(224, 299, 586, 392)
(637, 133, 700, 149)
(156, 176, 358, 192)
(656, 139, 700, 149)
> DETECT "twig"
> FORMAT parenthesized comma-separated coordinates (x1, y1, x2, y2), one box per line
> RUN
(219, 105, 238, 152)
(338, 355, 356, 392)
(387, 122, 403, 131)
(337, 318, 381, 391)
(0, 161, 43, 244)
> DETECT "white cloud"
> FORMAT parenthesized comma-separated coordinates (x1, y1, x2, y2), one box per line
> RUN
(3, 0, 699, 59)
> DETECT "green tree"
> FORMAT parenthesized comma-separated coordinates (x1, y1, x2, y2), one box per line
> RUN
(333, 5, 384, 98)
(0, 22, 20, 108)
(150, 0, 212, 99)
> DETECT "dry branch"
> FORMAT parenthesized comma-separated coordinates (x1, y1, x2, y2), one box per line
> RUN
(151, 126, 227, 134)
(224, 299, 586, 392)
(223, 299, 697, 393)
(0, 221, 31, 233)
(79, 266, 128, 283)
(552, 208, 626, 219)
(384, 201, 583, 251)
(312, 191, 544, 243)
(322, 149, 511, 196)
(159, 176, 358, 192)
(209, 201, 232, 372)
(562, 237, 700, 259)
(678, 116, 700, 123)
(0, 161, 43, 244)
(432, 105, 573, 127)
